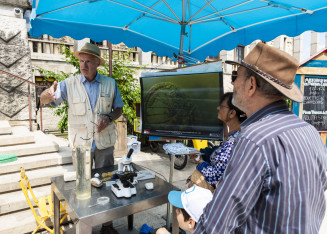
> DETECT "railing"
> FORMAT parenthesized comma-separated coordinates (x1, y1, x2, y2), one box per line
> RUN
(0, 69, 48, 131)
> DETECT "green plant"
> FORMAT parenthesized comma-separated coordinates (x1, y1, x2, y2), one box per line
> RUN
(286, 98, 292, 110)
(36, 45, 141, 134)
(98, 51, 141, 130)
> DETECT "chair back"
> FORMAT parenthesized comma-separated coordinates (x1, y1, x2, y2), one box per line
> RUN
(19, 167, 54, 233)
(19, 168, 43, 221)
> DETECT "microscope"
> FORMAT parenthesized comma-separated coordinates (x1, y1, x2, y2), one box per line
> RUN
(111, 149, 138, 198)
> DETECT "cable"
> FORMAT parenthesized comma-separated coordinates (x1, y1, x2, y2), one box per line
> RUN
(134, 164, 167, 182)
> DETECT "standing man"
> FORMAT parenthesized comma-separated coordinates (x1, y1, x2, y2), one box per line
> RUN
(40, 42, 123, 233)
(195, 42, 327, 233)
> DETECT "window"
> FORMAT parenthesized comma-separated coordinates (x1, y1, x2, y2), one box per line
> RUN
(206, 55, 220, 61)
(35, 77, 54, 108)
(90, 40, 103, 47)
(32, 42, 38, 52)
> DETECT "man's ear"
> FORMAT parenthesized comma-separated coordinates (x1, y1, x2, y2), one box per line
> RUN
(248, 76, 257, 96)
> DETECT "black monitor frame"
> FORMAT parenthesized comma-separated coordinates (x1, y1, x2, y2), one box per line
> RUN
(140, 72, 224, 141)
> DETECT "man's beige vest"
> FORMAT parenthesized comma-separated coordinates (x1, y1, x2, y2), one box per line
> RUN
(66, 74, 116, 150)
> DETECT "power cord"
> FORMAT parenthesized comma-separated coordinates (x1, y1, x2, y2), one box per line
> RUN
(134, 165, 168, 182)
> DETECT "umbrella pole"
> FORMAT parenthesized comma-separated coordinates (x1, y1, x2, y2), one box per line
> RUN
(178, 0, 186, 68)
(178, 24, 186, 68)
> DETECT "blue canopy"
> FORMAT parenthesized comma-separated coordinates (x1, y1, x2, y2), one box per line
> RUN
(30, 0, 327, 61)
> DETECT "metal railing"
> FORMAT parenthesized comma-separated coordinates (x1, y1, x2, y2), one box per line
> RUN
(0, 69, 48, 131)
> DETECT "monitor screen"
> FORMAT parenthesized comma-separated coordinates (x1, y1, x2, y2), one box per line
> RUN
(140, 72, 224, 140)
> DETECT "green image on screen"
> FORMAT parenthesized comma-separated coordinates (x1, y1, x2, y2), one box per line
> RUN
(141, 72, 224, 140)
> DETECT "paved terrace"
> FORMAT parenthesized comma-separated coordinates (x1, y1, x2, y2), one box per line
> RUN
(58, 143, 327, 234)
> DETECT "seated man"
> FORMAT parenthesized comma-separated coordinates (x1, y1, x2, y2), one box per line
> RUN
(156, 186, 213, 234)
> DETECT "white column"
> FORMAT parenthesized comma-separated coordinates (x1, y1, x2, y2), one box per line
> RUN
(74, 38, 90, 52)
(311, 31, 319, 56)
(221, 49, 234, 93)
(293, 35, 303, 62)
(273, 36, 283, 50)
(284, 37, 293, 56)
(37, 41, 42, 53)
(139, 51, 152, 66)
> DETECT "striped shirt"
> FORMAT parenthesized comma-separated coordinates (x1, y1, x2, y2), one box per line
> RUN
(194, 100, 327, 234)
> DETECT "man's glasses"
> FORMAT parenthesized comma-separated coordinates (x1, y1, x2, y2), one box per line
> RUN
(231, 70, 238, 82)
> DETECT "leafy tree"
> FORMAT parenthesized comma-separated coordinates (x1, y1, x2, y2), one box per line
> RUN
(37, 45, 141, 133)
(98, 51, 141, 132)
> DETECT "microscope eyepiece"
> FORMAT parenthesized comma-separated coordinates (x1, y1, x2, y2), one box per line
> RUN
(127, 148, 134, 158)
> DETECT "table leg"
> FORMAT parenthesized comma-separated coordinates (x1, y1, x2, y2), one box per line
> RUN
(171, 206, 178, 234)
(128, 214, 133, 230)
(169, 154, 175, 184)
(76, 220, 92, 234)
(166, 154, 175, 229)
(53, 188, 60, 234)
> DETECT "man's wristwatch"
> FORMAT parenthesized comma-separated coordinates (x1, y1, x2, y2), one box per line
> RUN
(105, 114, 113, 121)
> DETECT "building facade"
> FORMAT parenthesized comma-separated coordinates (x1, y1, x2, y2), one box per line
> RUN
(1, 0, 326, 131)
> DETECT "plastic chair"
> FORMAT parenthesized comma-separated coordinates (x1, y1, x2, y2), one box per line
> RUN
(19, 167, 68, 234)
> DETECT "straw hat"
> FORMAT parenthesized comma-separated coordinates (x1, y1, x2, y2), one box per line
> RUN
(73, 42, 105, 66)
(226, 42, 303, 102)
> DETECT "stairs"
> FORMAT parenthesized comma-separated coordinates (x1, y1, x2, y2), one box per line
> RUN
(0, 121, 73, 234)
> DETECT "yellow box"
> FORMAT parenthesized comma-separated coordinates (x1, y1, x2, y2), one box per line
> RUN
(192, 139, 208, 150)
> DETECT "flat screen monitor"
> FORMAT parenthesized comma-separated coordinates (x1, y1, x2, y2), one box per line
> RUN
(140, 72, 224, 140)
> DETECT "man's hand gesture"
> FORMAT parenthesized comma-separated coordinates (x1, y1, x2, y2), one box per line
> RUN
(40, 81, 58, 105)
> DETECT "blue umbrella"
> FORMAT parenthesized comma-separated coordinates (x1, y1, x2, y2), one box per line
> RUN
(29, 0, 327, 61)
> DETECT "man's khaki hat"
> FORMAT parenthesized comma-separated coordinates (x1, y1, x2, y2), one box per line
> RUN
(226, 42, 303, 102)
(73, 42, 105, 66)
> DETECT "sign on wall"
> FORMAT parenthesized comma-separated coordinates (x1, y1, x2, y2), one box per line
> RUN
(302, 76, 327, 131)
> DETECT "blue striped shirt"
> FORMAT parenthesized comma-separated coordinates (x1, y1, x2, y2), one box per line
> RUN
(195, 100, 327, 234)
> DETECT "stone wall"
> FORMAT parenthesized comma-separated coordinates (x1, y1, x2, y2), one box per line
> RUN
(0, 1, 35, 124)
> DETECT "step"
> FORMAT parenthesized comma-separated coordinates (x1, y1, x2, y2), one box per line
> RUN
(46, 133, 69, 148)
(0, 131, 59, 157)
(0, 164, 74, 193)
(0, 209, 40, 234)
(0, 185, 51, 215)
(0, 204, 72, 234)
(0, 126, 35, 146)
(0, 146, 72, 175)
(0, 141, 59, 157)
(0, 121, 11, 135)
(0, 135, 34, 147)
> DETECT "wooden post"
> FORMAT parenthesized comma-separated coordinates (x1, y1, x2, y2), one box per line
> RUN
(108, 41, 113, 77)
(40, 104, 43, 131)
